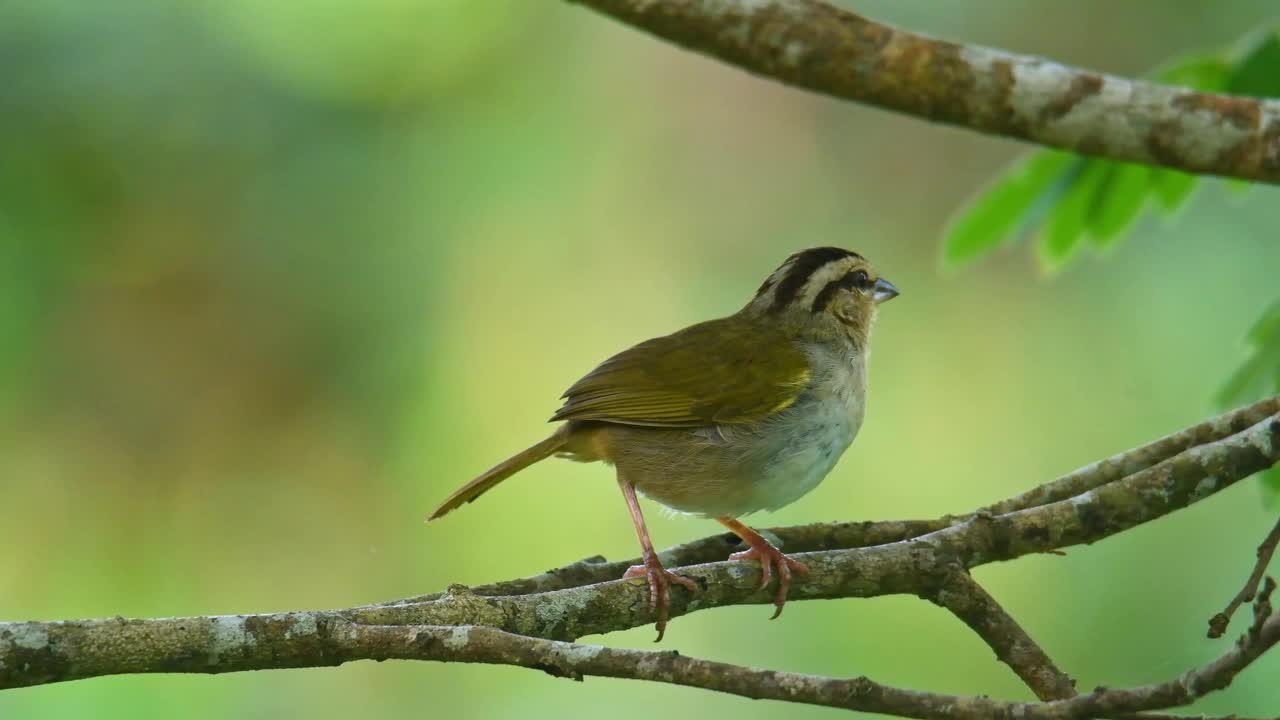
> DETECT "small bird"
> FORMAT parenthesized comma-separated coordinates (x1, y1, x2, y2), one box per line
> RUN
(429, 247, 898, 639)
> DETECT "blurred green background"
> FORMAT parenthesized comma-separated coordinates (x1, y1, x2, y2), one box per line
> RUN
(3, 1, 1279, 718)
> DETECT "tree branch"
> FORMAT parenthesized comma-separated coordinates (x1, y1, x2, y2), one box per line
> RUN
(383, 395, 1280, 606)
(337, 609, 1280, 717)
(926, 568, 1076, 701)
(344, 580, 1277, 720)
(1208, 516, 1280, 638)
(6, 594, 1275, 720)
(3, 406, 1277, 695)
(318, 582, 1280, 720)
(566, 0, 1280, 183)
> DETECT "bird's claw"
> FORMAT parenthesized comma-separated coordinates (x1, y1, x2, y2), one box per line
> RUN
(624, 561, 698, 641)
(730, 543, 809, 619)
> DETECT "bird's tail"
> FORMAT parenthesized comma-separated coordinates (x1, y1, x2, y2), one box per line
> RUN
(427, 427, 569, 520)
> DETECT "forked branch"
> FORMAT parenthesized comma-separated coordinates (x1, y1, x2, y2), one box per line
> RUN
(2, 398, 1278, 720)
(356, 581, 1279, 720)
(1209, 517, 1280, 638)
(281, 590, 1280, 720)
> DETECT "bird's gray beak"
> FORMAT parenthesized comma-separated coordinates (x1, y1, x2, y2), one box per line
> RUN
(872, 278, 900, 303)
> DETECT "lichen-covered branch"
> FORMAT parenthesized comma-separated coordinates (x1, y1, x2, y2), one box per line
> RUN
(982, 395, 1280, 517)
(7, 601, 1276, 720)
(385, 395, 1280, 606)
(3, 406, 1277, 694)
(333, 597, 1280, 720)
(340, 589, 1280, 720)
(566, 0, 1280, 184)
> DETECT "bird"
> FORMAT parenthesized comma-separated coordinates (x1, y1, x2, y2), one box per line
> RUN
(428, 247, 899, 640)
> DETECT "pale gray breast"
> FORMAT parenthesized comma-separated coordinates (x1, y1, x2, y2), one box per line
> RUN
(742, 342, 867, 512)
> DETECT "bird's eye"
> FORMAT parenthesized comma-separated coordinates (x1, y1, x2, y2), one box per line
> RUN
(850, 270, 869, 289)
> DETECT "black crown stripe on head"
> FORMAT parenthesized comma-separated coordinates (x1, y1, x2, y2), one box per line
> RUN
(769, 247, 862, 313)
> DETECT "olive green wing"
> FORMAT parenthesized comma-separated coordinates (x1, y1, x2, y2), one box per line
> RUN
(550, 318, 811, 428)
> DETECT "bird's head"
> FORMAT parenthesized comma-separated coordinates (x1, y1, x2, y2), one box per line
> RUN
(745, 246, 899, 346)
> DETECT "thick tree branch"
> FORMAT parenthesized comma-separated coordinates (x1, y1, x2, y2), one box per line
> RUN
(313, 585, 1280, 720)
(3, 406, 1277, 694)
(981, 396, 1280, 517)
(343, 581, 1270, 720)
(4, 595, 1275, 720)
(566, 0, 1280, 183)
(334, 597, 1280, 720)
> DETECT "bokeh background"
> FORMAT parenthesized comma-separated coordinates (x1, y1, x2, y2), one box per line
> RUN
(3, 0, 1280, 718)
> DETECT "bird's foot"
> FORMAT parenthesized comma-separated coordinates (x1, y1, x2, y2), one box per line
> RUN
(623, 559, 698, 642)
(730, 540, 810, 619)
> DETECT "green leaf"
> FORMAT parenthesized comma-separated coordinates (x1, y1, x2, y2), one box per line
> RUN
(941, 151, 1075, 267)
(1216, 351, 1274, 408)
(1228, 30, 1280, 97)
(1039, 161, 1107, 269)
(941, 31, 1277, 279)
(1217, 299, 1280, 509)
(1213, 325, 1280, 409)
(1154, 53, 1232, 91)
(1246, 300, 1280, 345)
(1262, 468, 1280, 508)
(1087, 162, 1151, 247)
(1149, 168, 1198, 211)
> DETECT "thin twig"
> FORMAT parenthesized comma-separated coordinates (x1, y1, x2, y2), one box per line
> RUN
(1208, 517, 1280, 638)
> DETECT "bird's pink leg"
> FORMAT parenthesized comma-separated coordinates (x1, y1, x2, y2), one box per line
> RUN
(618, 475, 697, 642)
(717, 516, 810, 619)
